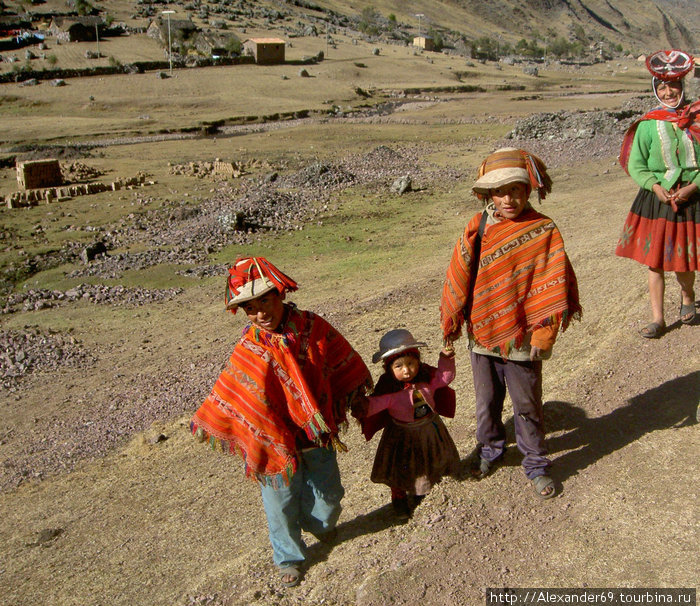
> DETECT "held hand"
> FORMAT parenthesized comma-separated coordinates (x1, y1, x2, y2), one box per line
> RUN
(669, 183, 699, 208)
(350, 395, 369, 419)
(652, 183, 673, 205)
(442, 334, 457, 357)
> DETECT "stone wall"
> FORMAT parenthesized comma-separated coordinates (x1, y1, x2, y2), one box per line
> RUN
(17, 159, 62, 190)
(6, 173, 153, 208)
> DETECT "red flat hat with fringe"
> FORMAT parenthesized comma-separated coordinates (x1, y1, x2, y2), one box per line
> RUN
(646, 49, 694, 81)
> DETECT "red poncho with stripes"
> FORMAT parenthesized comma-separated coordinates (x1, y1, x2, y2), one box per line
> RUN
(441, 208, 582, 356)
(191, 305, 371, 487)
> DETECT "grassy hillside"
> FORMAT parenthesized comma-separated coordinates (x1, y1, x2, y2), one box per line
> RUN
(1, 0, 698, 65)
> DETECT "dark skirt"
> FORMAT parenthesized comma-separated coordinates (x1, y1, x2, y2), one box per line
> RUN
(370, 412, 460, 496)
(615, 187, 699, 272)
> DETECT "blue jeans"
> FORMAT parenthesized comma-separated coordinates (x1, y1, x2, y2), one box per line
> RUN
(260, 447, 344, 567)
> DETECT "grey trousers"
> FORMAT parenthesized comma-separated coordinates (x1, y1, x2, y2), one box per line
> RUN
(470, 352, 551, 479)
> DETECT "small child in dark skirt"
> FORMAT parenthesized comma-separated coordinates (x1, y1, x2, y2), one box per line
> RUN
(358, 329, 460, 519)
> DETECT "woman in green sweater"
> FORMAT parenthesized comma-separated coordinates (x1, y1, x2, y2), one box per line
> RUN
(616, 49, 699, 338)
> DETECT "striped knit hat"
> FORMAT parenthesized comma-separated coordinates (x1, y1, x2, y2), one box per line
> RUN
(472, 147, 552, 202)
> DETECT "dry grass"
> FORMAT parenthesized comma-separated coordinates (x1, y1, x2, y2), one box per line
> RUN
(0, 36, 698, 606)
(1, 47, 649, 149)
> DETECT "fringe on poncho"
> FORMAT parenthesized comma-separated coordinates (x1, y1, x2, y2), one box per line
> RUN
(191, 305, 371, 487)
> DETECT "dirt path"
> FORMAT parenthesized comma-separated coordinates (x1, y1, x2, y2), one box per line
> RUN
(1, 124, 698, 605)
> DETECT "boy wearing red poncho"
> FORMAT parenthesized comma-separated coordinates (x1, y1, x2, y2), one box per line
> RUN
(440, 148, 582, 500)
(191, 257, 371, 587)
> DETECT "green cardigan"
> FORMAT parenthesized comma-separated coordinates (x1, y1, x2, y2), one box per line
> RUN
(628, 118, 700, 191)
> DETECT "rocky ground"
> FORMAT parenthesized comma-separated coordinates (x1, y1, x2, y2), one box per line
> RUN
(1, 98, 697, 606)
(0, 103, 653, 490)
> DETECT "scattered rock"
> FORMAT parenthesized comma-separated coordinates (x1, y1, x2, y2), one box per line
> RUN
(0, 327, 96, 390)
(391, 175, 412, 195)
(2, 284, 184, 315)
(27, 528, 64, 547)
(80, 241, 108, 264)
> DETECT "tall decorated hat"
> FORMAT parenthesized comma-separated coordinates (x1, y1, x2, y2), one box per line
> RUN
(645, 49, 694, 81)
(224, 256, 298, 312)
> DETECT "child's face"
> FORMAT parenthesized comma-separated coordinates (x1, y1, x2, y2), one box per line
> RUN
(241, 291, 285, 331)
(390, 354, 420, 383)
(491, 182, 529, 219)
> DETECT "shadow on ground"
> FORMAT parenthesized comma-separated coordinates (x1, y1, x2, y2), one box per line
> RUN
(455, 371, 698, 487)
(547, 370, 698, 482)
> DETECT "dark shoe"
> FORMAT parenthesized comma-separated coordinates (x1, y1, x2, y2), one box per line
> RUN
(531, 474, 556, 500)
(640, 322, 665, 339)
(312, 527, 338, 544)
(680, 301, 696, 325)
(392, 497, 410, 520)
(470, 452, 504, 479)
(411, 494, 425, 511)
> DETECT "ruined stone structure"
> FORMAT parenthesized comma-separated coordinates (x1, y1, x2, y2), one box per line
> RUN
(16, 159, 62, 190)
(213, 160, 244, 178)
(48, 16, 104, 43)
(6, 173, 153, 208)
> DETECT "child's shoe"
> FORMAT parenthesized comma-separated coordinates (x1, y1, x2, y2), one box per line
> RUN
(392, 497, 410, 520)
(411, 494, 425, 511)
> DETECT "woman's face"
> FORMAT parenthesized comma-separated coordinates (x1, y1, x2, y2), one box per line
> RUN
(655, 80, 683, 108)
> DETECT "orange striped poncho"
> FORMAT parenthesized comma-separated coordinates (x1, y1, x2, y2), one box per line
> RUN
(191, 304, 372, 487)
(441, 208, 581, 356)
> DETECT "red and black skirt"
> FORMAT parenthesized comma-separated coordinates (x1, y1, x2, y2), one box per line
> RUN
(615, 187, 699, 272)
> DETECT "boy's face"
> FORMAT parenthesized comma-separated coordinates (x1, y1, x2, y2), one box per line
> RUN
(241, 290, 285, 331)
(491, 182, 529, 220)
(389, 354, 420, 383)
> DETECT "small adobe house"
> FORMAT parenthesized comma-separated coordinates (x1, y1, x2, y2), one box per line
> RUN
(412, 36, 434, 51)
(49, 16, 103, 42)
(243, 38, 285, 65)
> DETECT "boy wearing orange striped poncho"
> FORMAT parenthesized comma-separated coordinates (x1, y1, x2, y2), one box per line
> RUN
(440, 148, 581, 501)
(191, 257, 371, 587)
